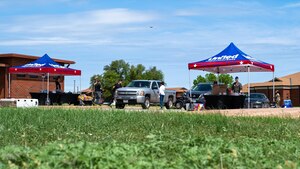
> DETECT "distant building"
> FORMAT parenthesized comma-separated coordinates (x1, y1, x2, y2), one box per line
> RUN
(0, 53, 75, 98)
(81, 88, 93, 94)
(243, 72, 300, 106)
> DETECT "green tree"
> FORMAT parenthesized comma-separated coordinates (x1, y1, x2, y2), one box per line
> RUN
(193, 75, 206, 86)
(205, 73, 217, 83)
(103, 60, 130, 82)
(129, 64, 145, 80)
(142, 66, 164, 80)
(102, 60, 130, 100)
(193, 73, 233, 86)
(90, 60, 164, 101)
(219, 74, 233, 86)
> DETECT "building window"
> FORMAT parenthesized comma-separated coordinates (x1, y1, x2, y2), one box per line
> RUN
(29, 75, 38, 78)
(16, 74, 26, 78)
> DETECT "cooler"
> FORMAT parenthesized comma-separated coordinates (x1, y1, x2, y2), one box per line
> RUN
(283, 100, 292, 108)
(0, 98, 39, 108)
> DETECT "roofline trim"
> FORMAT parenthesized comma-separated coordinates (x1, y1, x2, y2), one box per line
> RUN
(0, 53, 75, 64)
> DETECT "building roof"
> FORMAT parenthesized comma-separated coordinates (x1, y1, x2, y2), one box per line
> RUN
(242, 72, 300, 93)
(0, 53, 75, 64)
(81, 88, 93, 93)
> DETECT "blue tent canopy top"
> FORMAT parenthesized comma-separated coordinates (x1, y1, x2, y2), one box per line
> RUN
(9, 54, 81, 75)
(188, 43, 274, 73)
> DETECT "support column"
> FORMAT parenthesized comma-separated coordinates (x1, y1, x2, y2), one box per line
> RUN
(272, 72, 275, 102)
(46, 73, 50, 105)
(189, 70, 191, 98)
(80, 75, 82, 93)
(8, 73, 11, 98)
(73, 80, 76, 93)
(217, 67, 220, 83)
(247, 66, 250, 109)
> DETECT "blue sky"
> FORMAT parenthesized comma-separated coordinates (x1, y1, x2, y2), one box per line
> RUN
(1, 0, 300, 91)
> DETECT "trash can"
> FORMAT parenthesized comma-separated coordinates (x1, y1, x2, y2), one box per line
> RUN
(283, 100, 292, 108)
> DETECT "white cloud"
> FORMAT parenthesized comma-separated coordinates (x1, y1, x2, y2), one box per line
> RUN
(78, 8, 155, 25)
(174, 7, 267, 17)
(0, 8, 158, 46)
(251, 37, 295, 46)
(0, 0, 88, 8)
(174, 2, 266, 17)
(0, 37, 113, 46)
(282, 2, 300, 8)
(3, 8, 156, 34)
(1, 4, 300, 50)
(175, 9, 201, 16)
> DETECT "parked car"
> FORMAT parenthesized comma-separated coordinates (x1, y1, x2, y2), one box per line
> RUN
(185, 83, 212, 103)
(244, 93, 270, 108)
(115, 80, 176, 109)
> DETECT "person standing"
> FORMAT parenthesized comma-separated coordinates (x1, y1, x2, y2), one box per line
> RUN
(212, 81, 219, 95)
(55, 77, 61, 92)
(111, 79, 123, 105)
(55, 76, 62, 105)
(159, 81, 165, 109)
(275, 90, 281, 108)
(93, 78, 102, 105)
(231, 76, 242, 93)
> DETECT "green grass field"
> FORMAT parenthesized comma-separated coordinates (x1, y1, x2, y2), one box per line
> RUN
(0, 108, 300, 168)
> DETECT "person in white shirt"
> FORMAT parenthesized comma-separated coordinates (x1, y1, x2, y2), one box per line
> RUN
(159, 81, 165, 109)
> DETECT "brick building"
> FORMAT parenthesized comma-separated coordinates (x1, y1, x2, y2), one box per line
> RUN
(0, 53, 76, 98)
(243, 72, 300, 106)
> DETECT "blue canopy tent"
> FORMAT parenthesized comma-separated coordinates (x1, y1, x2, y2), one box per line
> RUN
(188, 43, 275, 108)
(9, 54, 81, 104)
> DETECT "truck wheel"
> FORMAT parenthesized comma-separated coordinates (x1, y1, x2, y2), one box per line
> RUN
(116, 103, 125, 109)
(165, 98, 173, 109)
(175, 101, 183, 109)
(142, 97, 150, 109)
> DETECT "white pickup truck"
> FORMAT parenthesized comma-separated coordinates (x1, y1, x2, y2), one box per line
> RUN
(115, 80, 176, 109)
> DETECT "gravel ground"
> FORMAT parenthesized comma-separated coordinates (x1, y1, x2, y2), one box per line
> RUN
(203, 108, 300, 118)
(40, 105, 300, 118)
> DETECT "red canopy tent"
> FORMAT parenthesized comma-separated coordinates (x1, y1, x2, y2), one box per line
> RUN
(8, 54, 81, 104)
(188, 43, 275, 108)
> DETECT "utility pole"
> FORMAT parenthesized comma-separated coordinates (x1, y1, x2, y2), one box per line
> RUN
(73, 80, 76, 93)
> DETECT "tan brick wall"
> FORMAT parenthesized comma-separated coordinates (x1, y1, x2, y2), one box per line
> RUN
(282, 90, 290, 100)
(290, 89, 300, 106)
